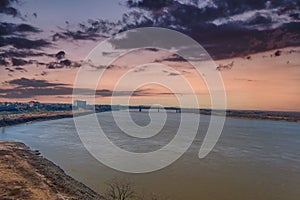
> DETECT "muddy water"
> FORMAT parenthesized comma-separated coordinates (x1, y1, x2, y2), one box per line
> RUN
(1, 111, 299, 200)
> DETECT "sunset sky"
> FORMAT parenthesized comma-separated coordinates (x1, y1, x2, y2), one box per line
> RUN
(0, 0, 299, 111)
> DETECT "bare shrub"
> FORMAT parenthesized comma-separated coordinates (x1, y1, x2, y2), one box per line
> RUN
(105, 178, 135, 200)
(104, 178, 168, 200)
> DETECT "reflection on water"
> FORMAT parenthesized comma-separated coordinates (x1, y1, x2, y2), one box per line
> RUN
(0, 111, 300, 200)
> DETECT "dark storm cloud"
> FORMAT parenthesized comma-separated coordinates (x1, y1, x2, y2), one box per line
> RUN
(67, 0, 299, 59)
(111, 22, 300, 60)
(126, 0, 299, 19)
(1, 0, 299, 70)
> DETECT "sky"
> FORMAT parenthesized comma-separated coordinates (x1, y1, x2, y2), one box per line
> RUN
(0, 0, 299, 111)
(5, 0, 126, 29)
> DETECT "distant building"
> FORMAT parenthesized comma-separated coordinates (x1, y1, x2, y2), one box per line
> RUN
(73, 100, 87, 109)
(28, 101, 40, 109)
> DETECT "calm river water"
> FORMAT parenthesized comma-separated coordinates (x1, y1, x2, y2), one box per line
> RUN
(1, 111, 299, 200)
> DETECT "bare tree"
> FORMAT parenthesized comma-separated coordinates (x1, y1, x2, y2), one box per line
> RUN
(105, 178, 168, 200)
(105, 178, 136, 200)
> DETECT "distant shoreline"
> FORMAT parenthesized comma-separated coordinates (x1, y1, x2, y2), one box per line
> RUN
(0, 110, 93, 127)
(0, 109, 299, 128)
(198, 109, 300, 122)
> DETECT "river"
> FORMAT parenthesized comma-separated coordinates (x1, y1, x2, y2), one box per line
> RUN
(0, 111, 299, 200)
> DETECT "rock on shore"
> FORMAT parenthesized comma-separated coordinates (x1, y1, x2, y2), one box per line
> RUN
(0, 141, 105, 200)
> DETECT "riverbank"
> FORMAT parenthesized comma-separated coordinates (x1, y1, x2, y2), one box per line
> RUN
(0, 110, 92, 127)
(0, 109, 299, 128)
(204, 109, 300, 122)
(0, 140, 105, 200)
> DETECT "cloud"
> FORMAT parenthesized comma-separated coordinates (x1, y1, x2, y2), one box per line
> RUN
(0, 77, 177, 99)
(2, 0, 299, 74)
(0, 0, 52, 69)
(0, 22, 41, 36)
(133, 65, 148, 73)
(11, 58, 31, 66)
(67, 0, 300, 59)
(235, 78, 257, 82)
(0, 58, 9, 66)
(0, 49, 80, 69)
(0, 78, 71, 98)
(0, 49, 53, 58)
(0, 87, 73, 98)
(7, 77, 68, 88)
(216, 61, 234, 71)
(1, 37, 50, 49)
(155, 54, 186, 62)
(52, 30, 102, 42)
(0, 23, 50, 50)
(14, 67, 27, 72)
(274, 50, 282, 57)
(40, 71, 48, 76)
(55, 51, 65, 60)
(144, 47, 160, 52)
(46, 59, 81, 69)
(126, 0, 173, 10)
(5, 67, 14, 72)
(168, 72, 180, 76)
(0, 0, 19, 17)
(54, 53, 82, 68)
(0, 87, 160, 99)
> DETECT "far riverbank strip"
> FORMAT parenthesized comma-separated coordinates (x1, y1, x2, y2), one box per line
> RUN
(198, 109, 300, 122)
(0, 110, 93, 127)
(1, 109, 299, 128)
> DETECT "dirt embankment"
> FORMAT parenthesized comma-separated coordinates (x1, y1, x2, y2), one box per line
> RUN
(0, 110, 92, 127)
(0, 141, 105, 200)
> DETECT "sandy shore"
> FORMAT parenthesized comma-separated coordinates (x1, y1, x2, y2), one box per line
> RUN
(0, 141, 105, 200)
